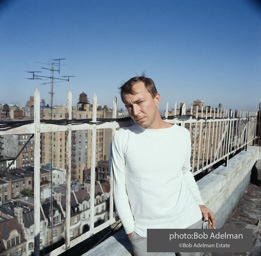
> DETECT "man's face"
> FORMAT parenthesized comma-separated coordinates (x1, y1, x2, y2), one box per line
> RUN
(123, 82, 160, 129)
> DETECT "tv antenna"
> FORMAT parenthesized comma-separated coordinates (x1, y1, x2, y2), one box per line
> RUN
(27, 58, 74, 115)
(27, 58, 74, 247)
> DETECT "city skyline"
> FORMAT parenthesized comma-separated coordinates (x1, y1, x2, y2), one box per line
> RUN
(0, 0, 260, 111)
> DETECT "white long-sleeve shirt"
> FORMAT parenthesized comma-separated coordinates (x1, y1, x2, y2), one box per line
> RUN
(112, 123, 204, 237)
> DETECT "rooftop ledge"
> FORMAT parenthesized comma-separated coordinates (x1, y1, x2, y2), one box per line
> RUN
(83, 146, 261, 256)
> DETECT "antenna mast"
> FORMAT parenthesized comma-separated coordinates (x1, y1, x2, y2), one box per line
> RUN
(27, 58, 74, 248)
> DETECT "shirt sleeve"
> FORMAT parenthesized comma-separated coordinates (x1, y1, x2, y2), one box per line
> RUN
(182, 130, 205, 205)
(111, 130, 135, 234)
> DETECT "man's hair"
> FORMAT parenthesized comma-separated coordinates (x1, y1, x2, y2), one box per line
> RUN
(120, 75, 158, 102)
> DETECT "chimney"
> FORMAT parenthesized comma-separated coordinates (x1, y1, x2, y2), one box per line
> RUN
(14, 207, 24, 226)
(53, 192, 62, 204)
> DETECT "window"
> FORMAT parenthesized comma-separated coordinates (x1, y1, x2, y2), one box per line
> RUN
(7, 240, 11, 249)
(28, 242, 34, 249)
(11, 237, 15, 246)
(40, 222, 44, 231)
(17, 248, 22, 256)
(16, 236, 19, 244)
(53, 215, 60, 224)
(53, 229, 57, 237)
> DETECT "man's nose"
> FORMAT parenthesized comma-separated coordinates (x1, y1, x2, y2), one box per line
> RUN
(132, 104, 140, 116)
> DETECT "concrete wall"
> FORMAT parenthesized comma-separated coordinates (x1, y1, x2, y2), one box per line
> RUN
(83, 146, 260, 256)
(197, 146, 259, 228)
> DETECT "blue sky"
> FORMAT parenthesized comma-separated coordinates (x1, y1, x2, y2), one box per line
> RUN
(0, 0, 260, 111)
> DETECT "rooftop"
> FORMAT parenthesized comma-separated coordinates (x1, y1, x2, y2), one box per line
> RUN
(206, 182, 261, 256)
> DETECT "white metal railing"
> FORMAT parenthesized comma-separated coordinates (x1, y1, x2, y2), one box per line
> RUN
(0, 90, 258, 256)
(164, 103, 257, 175)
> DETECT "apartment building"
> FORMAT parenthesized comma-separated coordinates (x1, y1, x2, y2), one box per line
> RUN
(41, 92, 115, 183)
(0, 213, 26, 256)
(0, 167, 50, 202)
(0, 134, 34, 168)
(0, 181, 110, 256)
(0, 179, 10, 202)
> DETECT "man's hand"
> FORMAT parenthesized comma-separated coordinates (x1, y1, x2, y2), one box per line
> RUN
(128, 232, 133, 241)
(199, 205, 216, 229)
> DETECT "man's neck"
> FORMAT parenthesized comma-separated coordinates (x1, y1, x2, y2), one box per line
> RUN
(147, 115, 173, 129)
(157, 120, 173, 129)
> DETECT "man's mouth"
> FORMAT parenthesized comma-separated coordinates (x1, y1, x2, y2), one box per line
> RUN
(136, 117, 145, 122)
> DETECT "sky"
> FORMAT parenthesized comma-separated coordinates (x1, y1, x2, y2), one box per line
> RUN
(0, 0, 260, 112)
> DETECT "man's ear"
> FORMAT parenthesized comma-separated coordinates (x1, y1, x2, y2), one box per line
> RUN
(154, 93, 160, 107)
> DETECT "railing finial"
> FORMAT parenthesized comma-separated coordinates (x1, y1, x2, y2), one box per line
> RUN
(165, 102, 169, 119)
(92, 93, 97, 122)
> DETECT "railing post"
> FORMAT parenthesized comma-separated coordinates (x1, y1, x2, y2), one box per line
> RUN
(210, 107, 215, 162)
(112, 92, 117, 117)
(165, 102, 168, 119)
(205, 107, 208, 120)
(110, 97, 117, 224)
(227, 110, 233, 155)
(34, 88, 41, 256)
(174, 103, 177, 116)
(197, 112, 203, 171)
(206, 107, 212, 166)
(192, 106, 198, 171)
(245, 111, 250, 151)
(181, 103, 186, 116)
(65, 91, 72, 249)
(90, 93, 97, 234)
(92, 93, 97, 122)
(225, 156, 229, 167)
(202, 107, 208, 168)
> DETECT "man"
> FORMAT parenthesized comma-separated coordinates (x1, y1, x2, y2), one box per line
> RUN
(111, 76, 215, 256)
